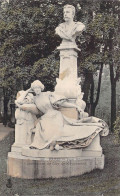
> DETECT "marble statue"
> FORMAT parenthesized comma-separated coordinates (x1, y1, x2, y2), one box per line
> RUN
(14, 90, 37, 145)
(7, 5, 109, 179)
(55, 4, 85, 47)
(55, 5, 85, 98)
(15, 80, 109, 151)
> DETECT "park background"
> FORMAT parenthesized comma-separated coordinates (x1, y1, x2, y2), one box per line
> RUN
(0, 0, 120, 195)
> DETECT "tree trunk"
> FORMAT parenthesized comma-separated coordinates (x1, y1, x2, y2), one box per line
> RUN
(3, 88, 9, 127)
(109, 63, 116, 131)
(111, 82, 116, 131)
(83, 63, 103, 116)
(83, 71, 93, 114)
(108, 28, 117, 131)
(89, 74, 95, 116)
(92, 63, 103, 116)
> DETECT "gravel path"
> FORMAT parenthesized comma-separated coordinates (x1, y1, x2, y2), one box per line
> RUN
(0, 131, 120, 196)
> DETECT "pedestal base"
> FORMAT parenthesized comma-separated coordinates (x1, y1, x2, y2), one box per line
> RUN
(7, 150, 104, 179)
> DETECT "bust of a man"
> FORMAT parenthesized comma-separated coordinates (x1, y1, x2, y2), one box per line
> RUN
(55, 4, 85, 45)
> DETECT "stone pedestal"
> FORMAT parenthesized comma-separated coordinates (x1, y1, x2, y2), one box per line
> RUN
(58, 48, 78, 80)
(7, 134, 105, 179)
(55, 46, 81, 99)
(15, 124, 27, 145)
(7, 151, 104, 179)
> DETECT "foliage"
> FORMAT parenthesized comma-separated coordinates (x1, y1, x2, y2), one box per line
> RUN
(31, 51, 59, 91)
(114, 113, 120, 145)
(0, 1, 60, 97)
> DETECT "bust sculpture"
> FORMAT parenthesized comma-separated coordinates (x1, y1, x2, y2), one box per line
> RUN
(55, 4, 85, 47)
(54, 5, 85, 98)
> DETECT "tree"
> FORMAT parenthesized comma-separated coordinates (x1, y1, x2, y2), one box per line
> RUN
(77, 3, 105, 116)
(99, 1, 120, 131)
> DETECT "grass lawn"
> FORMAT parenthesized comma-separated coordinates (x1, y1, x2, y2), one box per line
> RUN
(0, 131, 120, 196)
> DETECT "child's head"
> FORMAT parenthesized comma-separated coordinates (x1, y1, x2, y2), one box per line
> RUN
(26, 93, 34, 104)
(16, 90, 24, 99)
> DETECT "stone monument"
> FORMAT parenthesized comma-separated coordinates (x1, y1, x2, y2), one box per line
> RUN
(7, 5, 109, 179)
(55, 4, 85, 99)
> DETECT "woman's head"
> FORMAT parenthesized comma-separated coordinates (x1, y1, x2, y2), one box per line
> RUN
(31, 80, 44, 95)
(31, 80, 44, 90)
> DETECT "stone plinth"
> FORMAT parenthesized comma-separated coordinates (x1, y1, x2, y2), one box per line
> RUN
(7, 135, 104, 179)
(7, 151, 104, 179)
(15, 124, 27, 145)
(21, 148, 82, 158)
(11, 143, 23, 153)
(58, 48, 78, 80)
(55, 46, 81, 98)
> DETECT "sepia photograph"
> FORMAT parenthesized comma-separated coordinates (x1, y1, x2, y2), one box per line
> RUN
(0, 0, 120, 195)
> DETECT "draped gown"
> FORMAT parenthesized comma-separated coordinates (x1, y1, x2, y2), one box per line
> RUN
(30, 92, 109, 149)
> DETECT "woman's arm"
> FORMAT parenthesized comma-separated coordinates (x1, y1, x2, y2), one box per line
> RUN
(50, 94, 82, 111)
(59, 101, 84, 113)
(17, 103, 39, 115)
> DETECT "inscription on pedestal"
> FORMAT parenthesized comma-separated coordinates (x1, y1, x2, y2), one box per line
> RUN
(8, 152, 104, 179)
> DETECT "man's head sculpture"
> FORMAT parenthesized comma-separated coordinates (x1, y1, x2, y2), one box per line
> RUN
(55, 4, 85, 46)
(63, 4, 75, 21)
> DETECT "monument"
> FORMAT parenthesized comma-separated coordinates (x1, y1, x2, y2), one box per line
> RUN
(55, 4, 85, 99)
(7, 5, 109, 179)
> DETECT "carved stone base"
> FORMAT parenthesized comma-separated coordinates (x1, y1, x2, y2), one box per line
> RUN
(11, 143, 23, 153)
(7, 151, 104, 179)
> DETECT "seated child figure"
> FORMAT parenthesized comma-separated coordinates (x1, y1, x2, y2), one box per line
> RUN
(15, 91, 37, 145)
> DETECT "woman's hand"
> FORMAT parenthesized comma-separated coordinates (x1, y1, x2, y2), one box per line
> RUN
(76, 107, 85, 119)
(76, 106, 83, 113)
